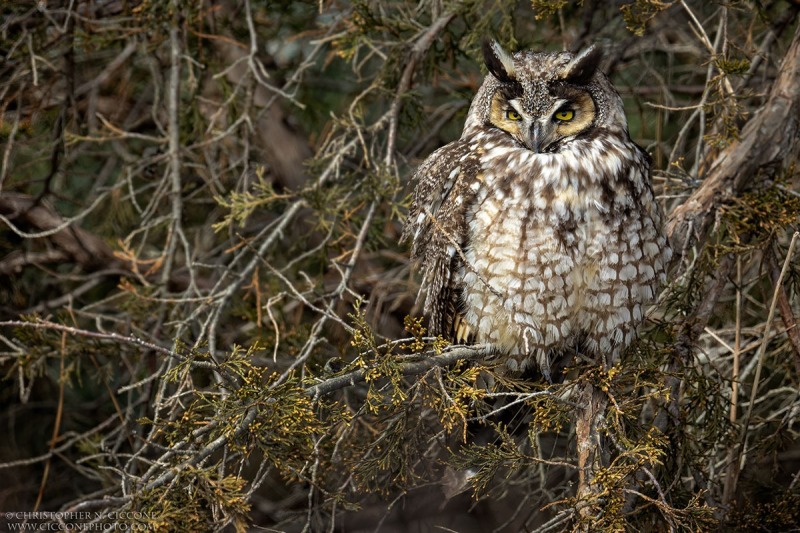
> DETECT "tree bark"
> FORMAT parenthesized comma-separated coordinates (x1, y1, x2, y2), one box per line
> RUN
(667, 22, 800, 253)
(575, 381, 609, 525)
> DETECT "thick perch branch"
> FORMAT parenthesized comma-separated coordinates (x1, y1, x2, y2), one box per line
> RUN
(666, 23, 800, 253)
(305, 345, 490, 398)
(575, 381, 608, 523)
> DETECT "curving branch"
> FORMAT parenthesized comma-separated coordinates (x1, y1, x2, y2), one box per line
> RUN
(384, 9, 458, 167)
(0, 193, 126, 274)
(666, 22, 800, 255)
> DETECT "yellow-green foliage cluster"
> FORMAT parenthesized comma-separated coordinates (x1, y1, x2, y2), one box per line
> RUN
(720, 179, 800, 248)
(530, 0, 571, 19)
(213, 167, 286, 231)
(135, 469, 250, 533)
(159, 344, 322, 472)
(621, 0, 674, 36)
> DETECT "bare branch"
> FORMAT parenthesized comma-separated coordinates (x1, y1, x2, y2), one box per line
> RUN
(667, 23, 800, 254)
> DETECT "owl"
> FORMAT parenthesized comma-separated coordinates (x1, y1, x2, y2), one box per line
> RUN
(403, 41, 671, 379)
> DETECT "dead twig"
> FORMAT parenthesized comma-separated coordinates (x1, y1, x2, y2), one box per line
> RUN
(765, 244, 800, 376)
(726, 232, 799, 501)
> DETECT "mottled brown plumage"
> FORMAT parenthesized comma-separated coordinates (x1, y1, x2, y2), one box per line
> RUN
(403, 42, 671, 378)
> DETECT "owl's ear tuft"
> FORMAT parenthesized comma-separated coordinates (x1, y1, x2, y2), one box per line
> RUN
(482, 40, 516, 83)
(559, 45, 603, 85)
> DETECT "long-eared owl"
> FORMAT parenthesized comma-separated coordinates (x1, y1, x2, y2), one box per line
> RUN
(403, 41, 671, 378)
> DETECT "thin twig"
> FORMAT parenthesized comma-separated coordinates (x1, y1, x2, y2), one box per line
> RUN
(161, 16, 184, 289)
(728, 232, 799, 498)
(0, 319, 192, 363)
(721, 254, 743, 508)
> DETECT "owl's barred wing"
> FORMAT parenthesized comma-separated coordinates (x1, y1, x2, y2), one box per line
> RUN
(402, 138, 482, 338)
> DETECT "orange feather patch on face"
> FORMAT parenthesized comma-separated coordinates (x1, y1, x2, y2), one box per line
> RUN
(489, 92, 525, 143)
(553, 90, 596, 138)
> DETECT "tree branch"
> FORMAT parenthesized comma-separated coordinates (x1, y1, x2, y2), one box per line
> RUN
(667, 23, 800, 255)
(765, 244, 800, 376)
(305, 345, 490, 398)
(384, 10, 458, 167)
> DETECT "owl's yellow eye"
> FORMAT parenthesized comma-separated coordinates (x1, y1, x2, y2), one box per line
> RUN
(554, 109, 574, 121)
(506, 109, 522, 121)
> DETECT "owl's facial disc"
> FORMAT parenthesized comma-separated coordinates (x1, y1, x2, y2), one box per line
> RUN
(489, 90, 596, 153)
(488, 94, 531, 148)
(533, 91, 597, 152)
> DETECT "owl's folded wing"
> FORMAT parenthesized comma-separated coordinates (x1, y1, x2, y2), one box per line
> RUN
(402, 138, 482, 338)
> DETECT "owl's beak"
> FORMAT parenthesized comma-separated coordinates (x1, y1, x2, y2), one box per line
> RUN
(526, 122, 556, 153)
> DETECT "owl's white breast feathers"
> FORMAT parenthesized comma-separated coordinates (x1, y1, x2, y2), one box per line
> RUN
(405, 126, 671, 375)
(457, 129, 669, 371)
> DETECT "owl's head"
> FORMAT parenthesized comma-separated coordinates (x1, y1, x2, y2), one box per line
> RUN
(463, 41, 627, 151)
